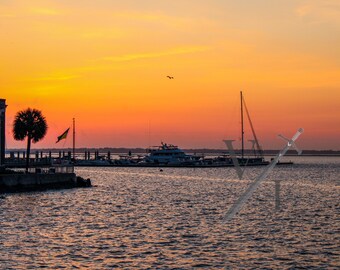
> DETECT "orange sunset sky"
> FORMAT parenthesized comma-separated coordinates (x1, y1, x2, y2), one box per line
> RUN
(1, 0, 339, 150)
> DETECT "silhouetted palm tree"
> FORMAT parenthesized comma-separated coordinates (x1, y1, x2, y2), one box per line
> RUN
(13, 108, 48, 173)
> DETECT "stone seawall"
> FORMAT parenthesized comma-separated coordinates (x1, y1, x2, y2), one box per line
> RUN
(0, 173, 77, 192)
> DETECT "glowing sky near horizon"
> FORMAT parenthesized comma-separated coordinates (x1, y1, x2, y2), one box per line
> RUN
(1, 0, 339, 150)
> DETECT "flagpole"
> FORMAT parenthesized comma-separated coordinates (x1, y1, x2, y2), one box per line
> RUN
(73, 118, 75, 160)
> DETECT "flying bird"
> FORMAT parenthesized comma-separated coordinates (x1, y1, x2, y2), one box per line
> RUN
(167, 76, 174, 79)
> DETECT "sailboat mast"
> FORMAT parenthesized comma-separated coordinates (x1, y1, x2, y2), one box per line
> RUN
(73, 118, 75, 160)
(240, 91, 244, 159)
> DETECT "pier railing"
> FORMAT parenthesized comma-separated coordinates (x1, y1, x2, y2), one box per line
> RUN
(4, 165, 74, 174)
(27, 165, 74, 174)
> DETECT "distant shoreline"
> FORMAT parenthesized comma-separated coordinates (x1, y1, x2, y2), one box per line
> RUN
(5, 148, 340, 157)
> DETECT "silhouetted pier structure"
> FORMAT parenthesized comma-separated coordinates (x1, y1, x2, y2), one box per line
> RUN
(4, 150, 113, 166)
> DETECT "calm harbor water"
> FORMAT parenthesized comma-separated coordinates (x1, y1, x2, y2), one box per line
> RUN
(0, 156, 339, 269)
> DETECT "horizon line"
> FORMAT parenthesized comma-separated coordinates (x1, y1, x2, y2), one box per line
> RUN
(5, 147, 340, 153)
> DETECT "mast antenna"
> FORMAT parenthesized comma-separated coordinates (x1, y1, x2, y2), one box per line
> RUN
(240, 91, 244, 159)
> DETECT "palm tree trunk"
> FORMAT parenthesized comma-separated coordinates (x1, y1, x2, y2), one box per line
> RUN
(26, 135, 31, 173)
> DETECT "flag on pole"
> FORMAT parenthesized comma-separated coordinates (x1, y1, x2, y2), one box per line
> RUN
(56, 128, 70, 143)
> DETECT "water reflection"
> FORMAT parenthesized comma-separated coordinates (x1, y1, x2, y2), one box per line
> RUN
(0, 157, 339, 269)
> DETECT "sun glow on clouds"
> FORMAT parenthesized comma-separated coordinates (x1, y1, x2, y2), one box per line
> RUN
(0, 1, 64, 17)
(295, 0, 340, 23)
(1, 0, 340, 149)
(29, 7, 61, 16)
(102, 46, 210, 62)
(31, 74, 79, 82)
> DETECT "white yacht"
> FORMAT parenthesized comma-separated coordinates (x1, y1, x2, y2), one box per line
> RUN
(144, 142, 201, 165)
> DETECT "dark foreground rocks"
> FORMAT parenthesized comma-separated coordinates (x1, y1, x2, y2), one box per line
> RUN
(76, 176, 92, 187)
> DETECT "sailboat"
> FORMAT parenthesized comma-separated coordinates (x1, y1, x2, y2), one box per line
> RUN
(225, 91, 269, 166)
